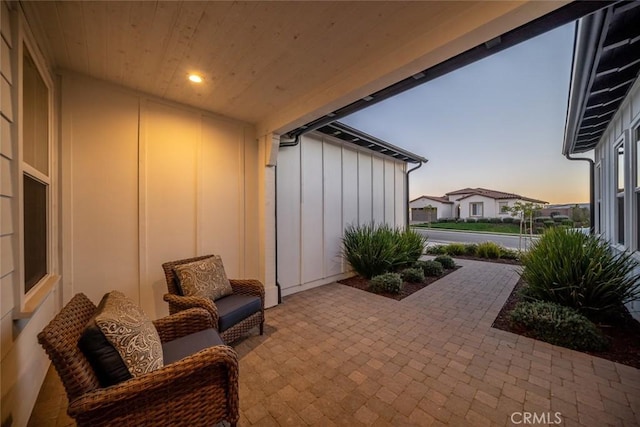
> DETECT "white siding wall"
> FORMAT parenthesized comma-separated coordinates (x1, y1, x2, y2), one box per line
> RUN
(277, 132, 406, 296)
(60, 74, 260, 319)
(1, 4, 62, 425)
(593, 77, 640, 320)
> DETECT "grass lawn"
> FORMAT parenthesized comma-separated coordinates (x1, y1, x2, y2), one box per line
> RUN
(415, 222, 521, 234)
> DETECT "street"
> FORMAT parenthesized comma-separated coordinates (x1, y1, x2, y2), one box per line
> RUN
(413, 228, 537, 250)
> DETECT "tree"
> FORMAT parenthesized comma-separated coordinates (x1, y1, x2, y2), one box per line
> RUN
(507, 201, 542, 251)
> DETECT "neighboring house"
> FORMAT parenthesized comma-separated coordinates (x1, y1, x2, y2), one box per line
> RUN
(563, 2, 640, 318)
(539, 203, 590, 219)
(445, 188, 547, 219)
(409, 196, 453, 222)
(0, 1, 603, 425)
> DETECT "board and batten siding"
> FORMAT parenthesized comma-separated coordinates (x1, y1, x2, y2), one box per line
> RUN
(1, 3, 64, 425)
(61, 73, 260, 319)
(593, 76, 640, 320)
(276, 132, 407, 296)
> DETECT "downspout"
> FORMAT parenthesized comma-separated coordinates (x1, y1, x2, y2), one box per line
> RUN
(406, 161, 427, 228)
(273, 134, 301, 304)
(564, 153, 595, 234)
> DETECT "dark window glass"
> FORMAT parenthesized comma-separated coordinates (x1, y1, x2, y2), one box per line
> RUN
(617, 145, 624, 192)
(24, 175, 47, 293)
(617, 195, 625, 245)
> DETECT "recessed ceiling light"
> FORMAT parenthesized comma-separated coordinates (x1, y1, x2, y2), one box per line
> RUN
(188, 74, 203, 83)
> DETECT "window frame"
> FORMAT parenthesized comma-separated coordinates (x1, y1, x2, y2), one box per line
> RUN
(15, 19, 59, 316)
(634, 125, 640, 251)
(614, 139, 625, 246)
(498, 201, 509, 215)
(595, 162, 602, 235)
(469, 202, 484, 217)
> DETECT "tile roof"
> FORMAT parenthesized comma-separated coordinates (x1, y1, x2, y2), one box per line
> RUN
(410, 195, 454, 204)
(445, 188, 547, 204)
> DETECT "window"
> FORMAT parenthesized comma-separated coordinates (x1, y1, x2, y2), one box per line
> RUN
(595, 163, 601, 234)
(498, 201, 509, 214)
(23, 175, 47, 292)
(470, 202, 483, 217)
(615, 143, 625, 245)
(635, 128, 640, 250)
(22, 46, 50, 294)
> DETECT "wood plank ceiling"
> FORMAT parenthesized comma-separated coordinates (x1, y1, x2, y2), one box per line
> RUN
(21, 1, 561, 132)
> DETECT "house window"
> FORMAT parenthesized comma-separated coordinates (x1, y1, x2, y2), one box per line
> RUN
(595, 163, 601, 234)
(22, 47, 51, 294)
(470, 202, 483, 217)
(498, 201, 509, 214)
(615, 143, 625, 245)
(635, 128, 639, 250)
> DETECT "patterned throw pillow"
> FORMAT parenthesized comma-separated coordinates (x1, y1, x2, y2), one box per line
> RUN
(95, 291, 164, 377)
(174, 255, 233, 301)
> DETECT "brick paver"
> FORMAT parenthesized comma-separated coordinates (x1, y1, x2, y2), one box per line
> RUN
(30, 259, 640, 426)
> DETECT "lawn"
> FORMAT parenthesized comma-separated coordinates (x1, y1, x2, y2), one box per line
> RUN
(415, 222, 521, 234)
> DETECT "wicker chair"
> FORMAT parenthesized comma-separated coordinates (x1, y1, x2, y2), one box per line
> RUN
(162, 254, 265, 344)
(38, 293, 239, 427)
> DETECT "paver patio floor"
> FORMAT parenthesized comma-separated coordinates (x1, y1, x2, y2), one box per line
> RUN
(30, 259, 640, 426)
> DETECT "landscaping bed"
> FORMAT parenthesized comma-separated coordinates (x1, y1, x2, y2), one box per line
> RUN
(338, 265, 459, 301)
(493, 278, 640, 369)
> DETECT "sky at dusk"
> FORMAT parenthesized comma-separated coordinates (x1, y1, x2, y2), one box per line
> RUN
(342, 23, 590, 205)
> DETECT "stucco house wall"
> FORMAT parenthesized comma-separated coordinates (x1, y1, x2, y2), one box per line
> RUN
(456, 194, 501, 219)
(409, 197, 453, 221)
(277, 132, 407, 296)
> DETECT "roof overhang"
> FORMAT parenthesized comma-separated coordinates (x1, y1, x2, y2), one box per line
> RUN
(314, 122, 427, 164)
(564, 2, 640, 155)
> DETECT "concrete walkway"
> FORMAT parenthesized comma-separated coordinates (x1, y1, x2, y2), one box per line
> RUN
(30, 259, 640, 426)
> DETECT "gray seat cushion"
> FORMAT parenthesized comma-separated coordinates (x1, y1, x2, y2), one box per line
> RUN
(215, 294, 261, 332)
(162, 328, 224, 365)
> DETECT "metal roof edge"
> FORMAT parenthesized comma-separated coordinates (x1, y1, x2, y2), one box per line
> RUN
(563, 9, 608, 155)
(315, 121, 428, 164)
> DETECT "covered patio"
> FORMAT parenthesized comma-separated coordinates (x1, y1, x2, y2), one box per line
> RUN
(30, 259, 640, 426)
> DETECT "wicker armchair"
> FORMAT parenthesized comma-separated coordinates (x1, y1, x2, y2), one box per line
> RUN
(38, 293, 239, 427)
(162, 254, 265, 344)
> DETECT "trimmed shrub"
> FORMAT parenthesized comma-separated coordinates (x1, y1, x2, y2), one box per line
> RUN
(434, 255, 456, 269)
(521, 227, 640, 320)
(552, 215, 570, 222)
(425, 245, 446, 255)
(500, 248, 520, 260)
(464, 243, 478, 256)
(421, 260, 444, 277)
(534, 216, 552, 223)
(466, 218, 477, 223)
(561, 219, 574, 227)
(543, 220, 555, 228)
(477, 217, 490, 223)
(502, 217, 515, 223)
(342, 223, 427, 279)
(489, 217, 502, 223)
(510, 301, 608, 351)
(401, 267, 425, 283)
(370, 273, 403, 294)
(476, 241, 502, 259)
(444, 243, 466, 256)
